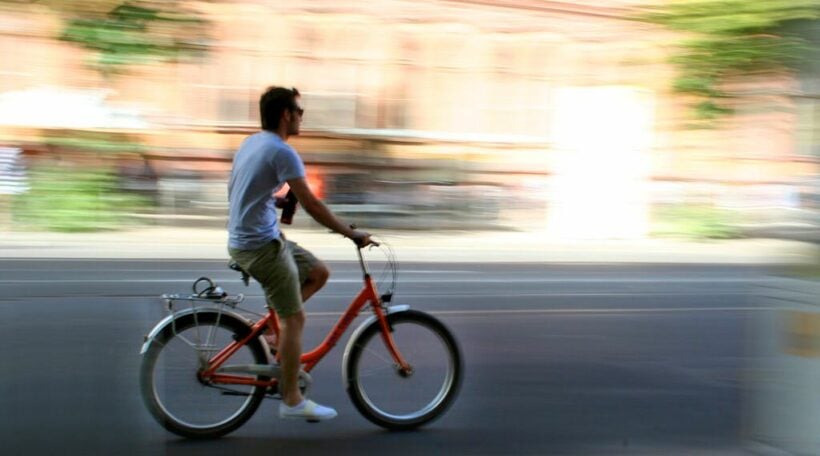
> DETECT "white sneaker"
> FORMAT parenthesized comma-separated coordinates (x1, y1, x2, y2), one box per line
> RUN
(279, 399, 338, 422)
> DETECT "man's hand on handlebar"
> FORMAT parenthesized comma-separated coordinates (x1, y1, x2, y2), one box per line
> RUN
(349, 229, 378, 248)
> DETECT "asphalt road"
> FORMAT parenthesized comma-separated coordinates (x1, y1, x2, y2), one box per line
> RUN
(0, 259, 778, 455)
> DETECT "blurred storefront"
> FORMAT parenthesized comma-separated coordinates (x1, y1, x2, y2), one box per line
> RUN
(0, 0, 817, 237)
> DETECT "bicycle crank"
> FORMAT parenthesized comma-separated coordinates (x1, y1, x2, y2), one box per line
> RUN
(217, 364, 282, 376)
(215, 364, 313, 396)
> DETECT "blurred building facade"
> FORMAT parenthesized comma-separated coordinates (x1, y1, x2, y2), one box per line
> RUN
(0, 1, 817, 237)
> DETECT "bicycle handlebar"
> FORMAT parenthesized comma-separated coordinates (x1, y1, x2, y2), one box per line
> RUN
(349, 224, 379, 249)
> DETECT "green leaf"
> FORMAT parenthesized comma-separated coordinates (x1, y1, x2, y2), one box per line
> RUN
(673, 76, 719, 96)
(694, 99, 733, 119)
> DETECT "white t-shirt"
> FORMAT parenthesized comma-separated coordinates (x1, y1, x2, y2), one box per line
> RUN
(227, 131, 305, 250)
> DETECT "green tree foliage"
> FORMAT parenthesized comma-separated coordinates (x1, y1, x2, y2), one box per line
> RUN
(13, 165, 151, 232)
(59, 1, 210, 76)
(0, 0, 210, 77)
(641, 0, 820, 121)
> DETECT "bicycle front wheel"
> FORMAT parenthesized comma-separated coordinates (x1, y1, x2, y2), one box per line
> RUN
(345, 309, 462, 430)
(140, 311, 268, 439)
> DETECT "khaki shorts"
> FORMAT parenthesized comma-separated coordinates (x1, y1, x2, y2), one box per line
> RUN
(228, 238, 320, 318)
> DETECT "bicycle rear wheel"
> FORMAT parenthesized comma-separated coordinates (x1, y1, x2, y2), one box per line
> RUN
(345, 310, 462, 430)
(140, 311, 268, 439)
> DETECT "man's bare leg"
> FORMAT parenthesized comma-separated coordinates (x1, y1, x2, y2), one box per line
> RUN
(279, 310, 305, 407)
(278, 261, 337, 419)
(301, 261, 330, 302)
(264, 262, 330, 351)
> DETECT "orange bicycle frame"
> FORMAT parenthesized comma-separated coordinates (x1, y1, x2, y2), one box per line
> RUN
(202, 274, 410, 387)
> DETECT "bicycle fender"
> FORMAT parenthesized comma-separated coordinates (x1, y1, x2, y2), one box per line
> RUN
(341, 305, 410, 386)
(140, 308, 252, 355)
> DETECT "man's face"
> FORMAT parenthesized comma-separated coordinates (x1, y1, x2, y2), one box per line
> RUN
(287, 97, 304, 136)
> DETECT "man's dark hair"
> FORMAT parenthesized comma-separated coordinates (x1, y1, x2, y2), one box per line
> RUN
(259, 86, 300, 131)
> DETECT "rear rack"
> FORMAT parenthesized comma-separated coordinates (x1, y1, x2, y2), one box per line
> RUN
(161, 276, 245, 314)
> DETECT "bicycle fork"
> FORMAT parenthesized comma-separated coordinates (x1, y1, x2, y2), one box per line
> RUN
(372, 304, 414, 376)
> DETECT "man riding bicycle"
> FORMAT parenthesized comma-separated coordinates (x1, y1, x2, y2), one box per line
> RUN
(227, 86, 373, 421)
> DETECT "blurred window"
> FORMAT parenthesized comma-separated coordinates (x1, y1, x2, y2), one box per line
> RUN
(299, 92, 357, 130)
(218, 91, 255, 124)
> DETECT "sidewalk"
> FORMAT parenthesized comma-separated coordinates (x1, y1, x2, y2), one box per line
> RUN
(1, 227, 818, 264)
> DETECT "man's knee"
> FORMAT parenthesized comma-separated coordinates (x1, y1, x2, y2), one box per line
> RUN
(309, 262, 330, 287)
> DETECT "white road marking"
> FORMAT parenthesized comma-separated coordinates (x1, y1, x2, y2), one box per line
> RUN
(0, 277, 774, 284)
(304, 306, 773, 317)
(428, 307, 773, 315)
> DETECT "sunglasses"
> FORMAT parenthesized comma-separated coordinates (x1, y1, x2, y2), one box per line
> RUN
(291, 106, 305, 116)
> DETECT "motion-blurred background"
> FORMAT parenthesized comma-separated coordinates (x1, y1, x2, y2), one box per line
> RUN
(4, 3, 820, 454)
(0, 0, 818, 240)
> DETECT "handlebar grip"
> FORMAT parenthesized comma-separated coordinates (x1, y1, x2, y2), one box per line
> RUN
(347, 224, 379, 248)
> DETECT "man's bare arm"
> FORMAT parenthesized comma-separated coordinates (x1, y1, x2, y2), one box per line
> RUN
(286, 177, 372, 245)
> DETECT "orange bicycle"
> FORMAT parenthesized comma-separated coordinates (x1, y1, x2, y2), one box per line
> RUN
(139, 238, 462, 438)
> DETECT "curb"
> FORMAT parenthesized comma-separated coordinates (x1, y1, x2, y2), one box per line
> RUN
(1, 228, 818, 264)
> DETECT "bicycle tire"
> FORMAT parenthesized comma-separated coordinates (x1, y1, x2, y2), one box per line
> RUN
(140, 311, 268, 439)
(344, 309, 462, 430)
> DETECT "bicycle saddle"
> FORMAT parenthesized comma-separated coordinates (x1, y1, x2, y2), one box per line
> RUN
(228, 260, 250, 286)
